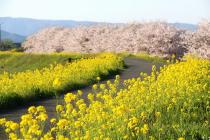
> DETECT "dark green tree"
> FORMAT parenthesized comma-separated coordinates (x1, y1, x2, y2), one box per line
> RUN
(0, 39, 17, 51)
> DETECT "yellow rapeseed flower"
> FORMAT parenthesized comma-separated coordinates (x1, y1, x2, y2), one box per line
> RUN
(64, 93, 76, 103)
(178, 137, 185, 140)
(141, 124, 149, 134)
(56, 105, 64, 113)
(96, 77, 101, 81)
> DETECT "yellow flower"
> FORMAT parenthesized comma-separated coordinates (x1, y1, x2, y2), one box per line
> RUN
(28, 106, 37, 114)
(115, 75, 120, 80)
(41, 132, 54, 140)
(21, 114, 33, 121)
(128, 117, 138, 129)
(72, 109, 77, 116)
(64, 93, 76, 103)
(50, 127, 56, 132)
(155, 112, 161, 118)
(141, 124, 149, 134)
(96, 76, 101, 81)
(84, 130, 90, 140)
(57, 135, 69, 140)
(92, 84, 98, 90)
(9, 133, 18, 140)
(0, 118, 6, 125)
(99, 84, 106, 89)
(56, 105, 64, 112)
(53, 78, 61, 87)
(10, 123, 19, 131)
(74, 121, 81, 128)
(78, 103, 86, 112)
(66, 104, 73, 113)
(140, 112, 146, 120)
(1, 55, 209, 139)
(36, 113, 48, 121)
(57, 119, 68, 129)
(123, 135, 128, 139)
(50, 118, 56, 124)
(88, 93, 94, 101)
(36, 106, 46, 113)
(77, 90, 83, 96)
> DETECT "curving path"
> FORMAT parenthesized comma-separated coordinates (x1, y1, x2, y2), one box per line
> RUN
(0, 57, 165, 137)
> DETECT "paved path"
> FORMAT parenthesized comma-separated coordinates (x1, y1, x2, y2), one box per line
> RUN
(0, 57, 164, 137)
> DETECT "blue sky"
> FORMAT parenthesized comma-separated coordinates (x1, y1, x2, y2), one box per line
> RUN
(0, 0, 209, 24)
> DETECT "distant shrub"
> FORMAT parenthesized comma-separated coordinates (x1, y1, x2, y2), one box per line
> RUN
(0, 39, 17, 51)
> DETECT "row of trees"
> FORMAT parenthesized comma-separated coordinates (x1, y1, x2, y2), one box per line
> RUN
(182, 20, 210, 58)
(22, 20, 210, 58)
(0, 39, 17, 51)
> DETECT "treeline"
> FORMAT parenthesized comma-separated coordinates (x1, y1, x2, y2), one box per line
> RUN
(21, 20, 210, 59)
(0, 39, 23, 52)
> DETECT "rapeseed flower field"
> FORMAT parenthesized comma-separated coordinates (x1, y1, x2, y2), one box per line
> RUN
(0, 56, 209, 139)
(0, 53, 124, 108)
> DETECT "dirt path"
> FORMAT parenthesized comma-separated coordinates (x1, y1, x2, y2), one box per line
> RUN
(0, 57, 164, 136)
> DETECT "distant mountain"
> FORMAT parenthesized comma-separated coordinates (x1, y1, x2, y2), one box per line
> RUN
(1, 30, 25, 43)
(0, 17, 97, 36)
(0, 17, 197, 43)
(172, 23, 197, 31)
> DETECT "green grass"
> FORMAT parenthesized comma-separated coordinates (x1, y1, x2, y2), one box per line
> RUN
(0, 52, 83, 74)
(119, 52, 166, 63)
(0, 52, 165, 75)
(132, 53, 166, 63)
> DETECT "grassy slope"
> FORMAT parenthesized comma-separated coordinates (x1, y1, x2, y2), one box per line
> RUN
(0, 52, 124, 109)
(0, 52, 83, 74)
(119, 52, 166, 63)
(0, 52, 165, 75)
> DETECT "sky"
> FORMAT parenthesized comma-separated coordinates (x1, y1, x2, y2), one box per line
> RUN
(0, 0, 210, 24)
